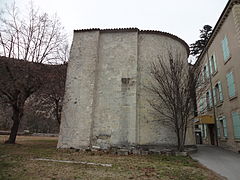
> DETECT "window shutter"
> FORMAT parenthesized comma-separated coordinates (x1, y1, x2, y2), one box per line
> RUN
(222, 36, 230, 61)
(203, 95, 207, 111)
(225, 36, 230, 59)
(202, 71, 205, 83)
(205, 64, 209, 78)
(218, 81, 223, 101)
(222, 116, 228, 137)
(213, 87, 216, 105)
(226, 72, 236, 98)
(209, 90, 213, 107)
(209, 57, 213, 74)
(198, 98, 203, 112)
(197, 100, 200, 112)
(232, 112, 240, 138)
(213, 54, 217, 72)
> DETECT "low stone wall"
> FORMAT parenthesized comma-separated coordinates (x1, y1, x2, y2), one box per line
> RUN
(60, 145, 198, 157)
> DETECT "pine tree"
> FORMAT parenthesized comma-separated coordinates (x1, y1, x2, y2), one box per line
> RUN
(190, 25, 212, 57)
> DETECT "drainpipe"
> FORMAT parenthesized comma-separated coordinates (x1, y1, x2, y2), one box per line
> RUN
(206, 51, 219, 146)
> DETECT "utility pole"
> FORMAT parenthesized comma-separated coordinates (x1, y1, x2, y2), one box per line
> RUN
(206, 51, 219, 146)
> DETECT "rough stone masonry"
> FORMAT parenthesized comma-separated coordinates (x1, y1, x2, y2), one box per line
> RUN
(57, 28, 194, 150)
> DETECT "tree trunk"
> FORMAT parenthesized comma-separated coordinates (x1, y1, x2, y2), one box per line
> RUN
(176, 128, 182, 151)
(177, 136, 185, 152)
(176, 127, 185, 152)
(179, 138, 185, 152)
(177, 136, 181, 151)
(55, 99, 61, 125)
(5, 106, 23, 144)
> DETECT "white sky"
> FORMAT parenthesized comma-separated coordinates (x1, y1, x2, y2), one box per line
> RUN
(0, 0, 228, 46)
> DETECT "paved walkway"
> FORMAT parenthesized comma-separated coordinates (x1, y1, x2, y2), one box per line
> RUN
(190, 145, 240, 180)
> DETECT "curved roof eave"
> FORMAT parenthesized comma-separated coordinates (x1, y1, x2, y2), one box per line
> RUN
(74, 28, 190, 56)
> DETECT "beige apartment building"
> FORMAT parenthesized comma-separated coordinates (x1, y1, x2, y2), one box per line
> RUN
(195, 0, 240, 152)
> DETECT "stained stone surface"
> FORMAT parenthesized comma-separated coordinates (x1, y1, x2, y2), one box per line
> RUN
(57, 28, 194, 149)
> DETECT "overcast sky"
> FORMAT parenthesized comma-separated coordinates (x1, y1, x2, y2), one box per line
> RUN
(1, 0, 228, 45)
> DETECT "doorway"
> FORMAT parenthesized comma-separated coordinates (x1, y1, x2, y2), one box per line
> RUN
(208, 125, 215, 145)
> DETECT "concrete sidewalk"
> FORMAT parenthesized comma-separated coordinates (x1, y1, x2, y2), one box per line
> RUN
(190, 145, 240, 180)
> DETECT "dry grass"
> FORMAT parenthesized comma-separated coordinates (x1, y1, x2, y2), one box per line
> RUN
(0, 135, 220, 180)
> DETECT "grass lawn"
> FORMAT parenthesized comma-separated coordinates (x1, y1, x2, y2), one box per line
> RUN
(0, 135, 220, 180)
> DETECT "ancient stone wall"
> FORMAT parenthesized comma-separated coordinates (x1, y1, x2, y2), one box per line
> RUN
(58, 29, 191, 149)
(58, 31, 100, 148)
(92, 32, 138, 148)
(137, 33, 188, 145)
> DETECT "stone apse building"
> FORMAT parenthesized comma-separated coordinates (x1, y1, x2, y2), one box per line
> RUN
(58, 28, 194, 149)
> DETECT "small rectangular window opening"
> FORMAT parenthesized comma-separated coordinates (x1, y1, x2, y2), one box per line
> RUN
(121, 78, 130, 84)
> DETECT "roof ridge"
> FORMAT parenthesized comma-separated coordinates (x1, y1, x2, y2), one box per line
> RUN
(74, 28, 138, 32)
(74, 28, 189, 55)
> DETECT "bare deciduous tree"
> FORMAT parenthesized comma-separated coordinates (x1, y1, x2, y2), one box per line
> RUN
(41, 64, 67, 125)
(0, 57, 45, 143)
(0, 2, 67, 64)
(147, 52, 199, 151)
(0, 2, 68, 144)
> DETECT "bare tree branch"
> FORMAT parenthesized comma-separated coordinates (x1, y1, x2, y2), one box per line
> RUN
(0, 2, 68, 64)
(146, 52, 200, 151)
(0, 2, 69, 144)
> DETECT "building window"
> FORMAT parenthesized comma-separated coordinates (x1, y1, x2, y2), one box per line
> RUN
(206, 90, 212, 109)
(223, 116, 228, 138)
(197, 76, 202, 88)
(217, 116, 228, 138)
(213, 81, 223, 104)
(202, 71, 205, 83)
(203, 64, 209, 80)
(199, 97, 203, 113)
(206, 91, 210, 109)
(226, 72, 236, 98)
(209, 54, 217, 74)
(231, 112, 240, 139)
(121, 78, 130, 84)
(221, 35, 230, 62)
(198, 95, 206, 113)
(197, 71, 205, 86)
